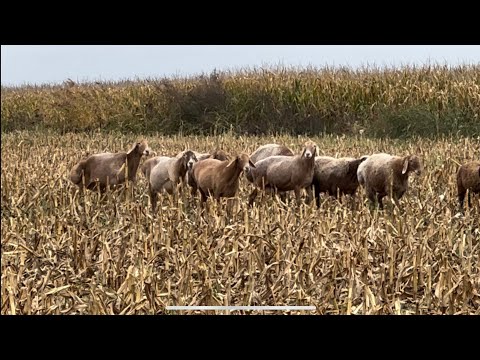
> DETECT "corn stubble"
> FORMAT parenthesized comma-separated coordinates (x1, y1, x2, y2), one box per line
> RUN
(1, 132, 479, 315)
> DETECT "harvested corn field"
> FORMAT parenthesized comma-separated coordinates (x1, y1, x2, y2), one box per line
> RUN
(1, 131, 479, 314)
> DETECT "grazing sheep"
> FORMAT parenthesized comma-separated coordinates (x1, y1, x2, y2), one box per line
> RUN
(311, 155, 369, 207)
(190, 153, 255, 203)
(249, 144, 294, 164)
(456, 160, 480, 209)
(357, 153, 423, 209)
(69, 140, 152, 192)
(247, 141, 317, 206)
(148, 150, 198, 211)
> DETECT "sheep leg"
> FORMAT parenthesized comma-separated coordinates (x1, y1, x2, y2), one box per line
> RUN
(149, 187, 158, 213)
(366, 187, 377, 208)
(313, 183, 321, 208)
(248, 189, 258, 207)
(350, 194, 358, 211)
(226, 198, 236, 219)
(376, 194, 384, 210)
(305, 186, 314, 205)
(190, 179, 198, 197)
(294, 187, 302, 206)
(458, 189, 465, 210)
(279, 192, 287, 204)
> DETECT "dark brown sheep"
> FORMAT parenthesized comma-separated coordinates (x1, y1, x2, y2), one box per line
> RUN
(69, 140, 152, 192)
(247, 141, 317, 206)
(312, 155, 368, 207)
(357, 153, 423, 209)
(456, 160, 480, 209)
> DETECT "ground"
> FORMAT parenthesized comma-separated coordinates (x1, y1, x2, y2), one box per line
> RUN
(1, 131, 479, 314)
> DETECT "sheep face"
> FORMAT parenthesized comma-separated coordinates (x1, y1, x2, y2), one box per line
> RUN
(182, 150, 198, 170)
(402, 155, 423, 176)
(301, 142, 317, 159)
(133, 140, 152, 156)
(245, 159, 256, 172)
(226, 153, 255, 172)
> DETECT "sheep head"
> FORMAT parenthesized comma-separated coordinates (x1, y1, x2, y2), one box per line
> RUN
(131, 140, 153, 156)
(402, 155, 423, 176)
(226, 153, 255, 172)
(182, 150, 198, 170)
(211, 149, 229, 161)
(301, 141, 317, 159)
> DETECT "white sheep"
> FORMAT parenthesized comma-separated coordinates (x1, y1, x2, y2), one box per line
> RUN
(148, 150, 198, 211)
(357, 153, 423, 208)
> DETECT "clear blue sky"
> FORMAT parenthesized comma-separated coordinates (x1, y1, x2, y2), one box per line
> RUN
(2, 45, 479, 86)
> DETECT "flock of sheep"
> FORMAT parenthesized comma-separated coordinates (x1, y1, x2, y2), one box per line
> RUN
(69, 140, 480, 211)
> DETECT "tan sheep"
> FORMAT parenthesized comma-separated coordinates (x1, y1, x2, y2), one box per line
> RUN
(312, 155, 369, 207)
(185, 150, 229, 193)
(357, 153, 423, 209)
(148, 150, 198, 211)
(69, 140, 152, 192)
(249, 144, 294, 164)
(456, 160, 480, 209)
(247, 141, 317, 206)
(190, 153, 255, 203)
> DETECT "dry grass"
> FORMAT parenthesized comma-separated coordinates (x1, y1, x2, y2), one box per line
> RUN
(1, 131, 479, 315)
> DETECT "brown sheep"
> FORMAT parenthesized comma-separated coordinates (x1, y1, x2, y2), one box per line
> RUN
(69, 140, 152, 192)
(185, 150, 229, 193)
(247, 141, 317, 206)
(148, 150, 198, 211)
(249, 144, 294, 164)
(456, 160, 480, 209)
(357, 153, 423, 209)
(190, 153, 255, 203)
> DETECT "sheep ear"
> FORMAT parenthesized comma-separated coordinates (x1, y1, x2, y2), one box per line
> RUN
(225, 158, 237, 168)
(402, 157, 409, 174)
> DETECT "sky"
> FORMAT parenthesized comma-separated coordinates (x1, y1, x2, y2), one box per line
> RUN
(1, 45, 479, 86)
